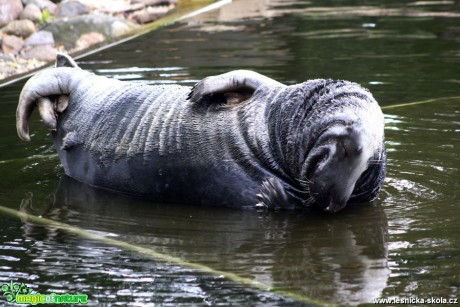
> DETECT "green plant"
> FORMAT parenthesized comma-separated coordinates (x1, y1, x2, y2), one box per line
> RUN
(37, 9, 53, 25)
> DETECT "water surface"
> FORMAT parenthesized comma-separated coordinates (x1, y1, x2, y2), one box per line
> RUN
(1, 0, 459, 305)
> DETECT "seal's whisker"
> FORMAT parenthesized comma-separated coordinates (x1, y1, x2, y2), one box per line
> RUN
(297, 178, 313, 184)
(303, 196, 316, 206)
(297, 178, 313, 194)
(299, 184, 310, 193)
(294, 189, 310, 195)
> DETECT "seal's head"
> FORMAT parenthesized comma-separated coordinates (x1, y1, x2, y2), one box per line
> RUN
(267, 79, 386, 213)
(305, 122, 384, 213)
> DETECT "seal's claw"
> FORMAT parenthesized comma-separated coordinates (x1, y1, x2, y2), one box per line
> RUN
(255, 201, 268, 210)
(257, 177, 300, 210)
(188, 77, 212, 104)
(37, 97, 57, 130)
(55, 95, 69, 113)
(56, 52, 79, 68)
(186, 84, 196, 101)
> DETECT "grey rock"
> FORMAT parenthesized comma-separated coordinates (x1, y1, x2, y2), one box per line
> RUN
(23, 0, 56, 15)
(129, 4, 175, 24)
(132, 0, 178, 5)
(56, 1, 89, 18)
(44, 14, 137, 49)
(74, 32, 105, 51)
(111, 20, 137, 37)
(0, 0, 24, 28)
(2, 19, 36, 37)
(0, 52, 14, 61)
(22, 44, 56, 61)
(20, 3, 42, 21)
(25, 30, 54, 47)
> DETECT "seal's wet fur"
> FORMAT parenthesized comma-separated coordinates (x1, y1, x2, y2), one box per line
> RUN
(16, 54, 386, 212)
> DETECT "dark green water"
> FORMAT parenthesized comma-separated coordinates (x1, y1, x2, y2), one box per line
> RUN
(1, 0, 459, 305)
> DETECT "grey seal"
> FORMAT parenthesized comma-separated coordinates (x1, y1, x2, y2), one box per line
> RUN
(16, 53, 386, 212)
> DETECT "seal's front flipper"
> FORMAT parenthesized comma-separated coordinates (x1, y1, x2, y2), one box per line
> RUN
(256, 177, 302, 210)
(188, 70, 285, 105)
(17, 58, 91, 141)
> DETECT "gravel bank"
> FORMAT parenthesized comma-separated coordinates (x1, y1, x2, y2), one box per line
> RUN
(0, 0, 179, 82)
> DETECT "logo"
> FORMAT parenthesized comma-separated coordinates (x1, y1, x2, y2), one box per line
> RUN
(1, 280, 87, 305)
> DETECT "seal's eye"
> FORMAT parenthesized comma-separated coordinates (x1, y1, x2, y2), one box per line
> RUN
(336, 134, 363, 160)
(307, 151, 329, 180)
(341, 143, 348, 158)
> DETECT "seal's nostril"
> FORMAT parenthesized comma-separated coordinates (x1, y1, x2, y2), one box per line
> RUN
(341, 142, 348, 158)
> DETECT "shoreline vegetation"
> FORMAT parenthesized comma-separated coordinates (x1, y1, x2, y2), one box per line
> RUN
(0, 0, 209, 86)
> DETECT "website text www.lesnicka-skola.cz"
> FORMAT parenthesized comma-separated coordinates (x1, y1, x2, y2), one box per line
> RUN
(373, 296, 458, 305)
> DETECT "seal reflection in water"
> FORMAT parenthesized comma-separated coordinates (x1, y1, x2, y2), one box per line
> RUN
(16, 53, 386, 213)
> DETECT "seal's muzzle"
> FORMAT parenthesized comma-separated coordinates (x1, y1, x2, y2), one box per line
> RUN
(308, 125, 370, 213)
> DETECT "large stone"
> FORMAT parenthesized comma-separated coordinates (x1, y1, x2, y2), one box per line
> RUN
(22, 44, 56, 62)
(3, 20, 36, 37)
(132, 0, 178, 6)
(20, 3, 42, 21)
(23, 0, 57, 15)
(74, 32, 104, 51)
(43, 14, 138, 49)
(2, 34, 25, 55)
(111, 20, 136, 38)
(25, 30, 54, 47)
(0, 52, 14, 61)
(129, 4, 175, 24)
(0, 0, 23, 28)
(56, 1, 89, 18)
(77, 0, 136, 14)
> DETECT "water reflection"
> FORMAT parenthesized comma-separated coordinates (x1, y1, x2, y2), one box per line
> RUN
(12, 176, 390, 305)
(381, 99, 460, 301)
